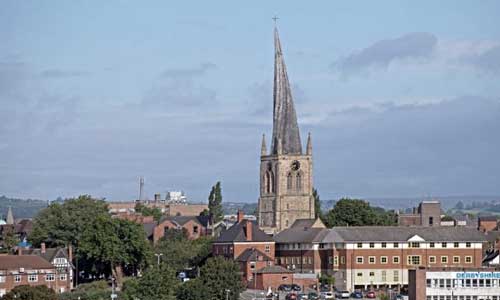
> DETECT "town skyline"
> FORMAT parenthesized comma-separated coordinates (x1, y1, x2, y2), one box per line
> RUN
(1, 1, 500, 202)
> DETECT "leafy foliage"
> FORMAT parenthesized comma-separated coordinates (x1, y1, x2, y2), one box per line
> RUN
(323, 198, 397, 227)
(176, 257, 244, 300)
(1, 228, 20, 253)
(155, 229, 212, 271)
(208, 181, 223, 223)
(135, 203, 163, 222)
(122, 266, 178, 300)
(58, 281, 111, 300)
(29, 195, 109, 247)
(0, 285, 57, 300)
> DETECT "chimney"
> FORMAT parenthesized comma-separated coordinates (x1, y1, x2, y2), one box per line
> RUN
(41, 242, 46, 254)
(68, 244, 73, 263)
(18, 248, 22, 256)
(237, 210, 245, 223)
(245, 220, 253, 241)
(154, 193, 161, 202)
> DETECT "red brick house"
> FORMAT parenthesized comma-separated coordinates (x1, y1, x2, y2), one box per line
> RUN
(153, 215, 211, 243)
(0, 255, 72, 296)
(212, 211, 275, 284)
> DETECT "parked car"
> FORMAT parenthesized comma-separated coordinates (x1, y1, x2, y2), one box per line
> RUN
(291, 284, 302, 292)
(365, 290, 376, 298)
(351, 291, 363, 299)
(395, 294, 409, 300)
(297, 293, 308, 300)
(335, 290, 350, 299)
(320, 291, 334, 299)
(308, 292, 319, 300)
(286, 293, 298, 300)
(279, 284, 293, 292)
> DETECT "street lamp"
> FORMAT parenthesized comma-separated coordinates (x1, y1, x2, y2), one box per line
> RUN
(155, 253, 163, 267)
(225, 289, 231, 300)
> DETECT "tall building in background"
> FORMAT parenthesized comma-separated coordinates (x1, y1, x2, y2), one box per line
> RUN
(258, 26, 315, 233)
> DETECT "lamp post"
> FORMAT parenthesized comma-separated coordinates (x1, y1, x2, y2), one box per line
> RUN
(154, 253, 163, 267)
(225, 289, 231, 300)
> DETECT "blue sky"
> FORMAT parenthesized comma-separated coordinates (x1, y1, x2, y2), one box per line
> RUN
(1, 1, 499, 202)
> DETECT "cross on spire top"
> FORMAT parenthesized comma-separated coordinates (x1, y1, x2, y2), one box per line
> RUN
(272, 15, 279, 26)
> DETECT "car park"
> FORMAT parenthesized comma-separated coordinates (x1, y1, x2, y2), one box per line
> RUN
(365, 290, 376, 298)
(308, 292, 319, 300)
(286, 293, 298, 300)
(291, 284, 302, 292)
(320, 291, 334, 299)
(297, 293, 308, 300)
(279, 284, 293, 292)
(351, 291, 363, 299)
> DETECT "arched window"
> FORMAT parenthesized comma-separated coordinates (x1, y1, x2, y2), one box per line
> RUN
(269, 171, 274, 193)
(287, 173, 293, 190)
(264, 172, 270, 194)
(296, 172, 302, 192)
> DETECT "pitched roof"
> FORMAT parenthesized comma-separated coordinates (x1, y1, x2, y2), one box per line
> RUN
(270, 26, 302, 155)
(143, 222, 156, 238)
(0, 255, 54, 269)
(158, 215, 210, 227)
(215, 220, 273, 243)
(332, 226, 487, 242)
(255, 265, 293, 274)
(291, 219, 325, 229)
(479, 216, 498, 222)
(274, 227, 327, 243)
(236, 248, 273, 262)
(22, 248, 66, 262)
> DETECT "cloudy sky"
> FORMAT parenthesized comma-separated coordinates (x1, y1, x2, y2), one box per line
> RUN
(1, 1, 499, 202)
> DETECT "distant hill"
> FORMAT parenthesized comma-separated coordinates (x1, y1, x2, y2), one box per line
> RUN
(0, 195, 48, 220)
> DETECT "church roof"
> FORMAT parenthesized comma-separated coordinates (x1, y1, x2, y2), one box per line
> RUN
(270, 26, 302, 155)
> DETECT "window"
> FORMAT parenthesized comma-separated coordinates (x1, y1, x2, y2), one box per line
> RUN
(356, 256, 363, 264)
(441, 256, 448, 264)
(295, 173, 302, 191)
(193, 226, 198, 233)
(285, 220, 289, 227)
(265, 245, 270, 253)
(454, 242, 459, 248)
(394, 242, 399, 248)
(409, 242, 420, 248)
(28, 274, 37, 282)
(382, 271, 387, 281)
(328, 256, 333, 264)
(465, 256, 473, 264)
(393, 270, 399, 281)
(340, 256, 345, 264)
(302, 257, 307, 264)
(429, 256, 436, 264)
(453, 256, 460, 263)
(369, 272, 375, 277)
(357, 272, 363, 277)
(466, 242, 471, 248)
(46, 274, 55, 281)
(334, 256, 339, 266)
(287, 173, 293, 190)
(250, 262, 256, 269)
(381, 242, 387, 248)
(442, 242, 447, 248)
(430, 242, 435, 248)
(407, 255, 421, 265)
(393, 256, 400, 264)
(0, 276, 4, 283)
(381, 256, 388, 264)
(357, 243, 363, 248)
(368, 256, 376, 264)
(14, 275, 21, 283)
(429, 216, 434, 226)
(308, 257, 312, 264)
(369, 242, 375, 248)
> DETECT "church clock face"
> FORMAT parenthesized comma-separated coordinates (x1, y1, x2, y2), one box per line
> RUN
(291, 160, 301, 171)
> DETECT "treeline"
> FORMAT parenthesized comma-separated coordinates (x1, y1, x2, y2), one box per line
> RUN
(321, 198, 398, 227)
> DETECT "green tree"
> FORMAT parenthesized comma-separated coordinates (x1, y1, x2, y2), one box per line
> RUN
(79, 216, 151, 290)
(176, 257, 244, 300)
(1, 285, 57, 300)
(135, 203, 163, 222)
(122, 266, 178, 300)
(323, 198, 397, 227)
(313, 188, 321, 219)
(208, 182, 223, 223)
(455, 200, 464, 210)
(58, 280, 111, 300)
(1, 229, 20, 253)
(29, 195, 109, 247)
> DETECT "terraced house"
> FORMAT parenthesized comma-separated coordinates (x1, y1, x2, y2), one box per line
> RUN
(274, 222, 486, 292)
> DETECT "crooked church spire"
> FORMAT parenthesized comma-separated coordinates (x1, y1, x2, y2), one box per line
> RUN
(271, 26, 302, 155)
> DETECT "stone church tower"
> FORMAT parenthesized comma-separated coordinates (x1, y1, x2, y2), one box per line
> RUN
(258, 26, 314, 233)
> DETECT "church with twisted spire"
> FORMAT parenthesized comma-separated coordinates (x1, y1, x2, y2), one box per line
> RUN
(258, 26, 315, 233)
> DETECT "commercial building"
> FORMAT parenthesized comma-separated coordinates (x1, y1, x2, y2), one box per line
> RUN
(274, 223, 486, 292)
(409, 267, 500, 300)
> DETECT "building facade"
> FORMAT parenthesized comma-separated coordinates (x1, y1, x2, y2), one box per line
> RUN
(399, 201, 442, 227)
(258, 26, 314, 234)
(409, 268, 500, 300)
(0, 255, 72, 296)
(274, 225, 486, 292)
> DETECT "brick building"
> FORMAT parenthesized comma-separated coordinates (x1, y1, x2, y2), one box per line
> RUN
(274, 224, 486, 292)
(0, 255, 72, 296)
(478, 216, 498, 232)
(152, 215, 211, 243)
(399, 201, 442, 227)
(213, 211, 275, 284)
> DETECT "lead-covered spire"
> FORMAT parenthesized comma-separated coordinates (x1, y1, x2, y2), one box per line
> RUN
(271, 26, 302, 155)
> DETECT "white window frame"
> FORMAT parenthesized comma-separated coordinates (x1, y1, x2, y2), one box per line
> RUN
(356, 256, 363, 264)
(28, 274, 38, 282)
